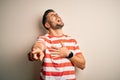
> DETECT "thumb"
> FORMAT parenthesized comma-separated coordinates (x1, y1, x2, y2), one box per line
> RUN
(33, 54, 39, 60)
(39, 51, 44, 61)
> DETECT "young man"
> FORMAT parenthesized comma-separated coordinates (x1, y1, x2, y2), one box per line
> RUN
(30, 9, 86, 80)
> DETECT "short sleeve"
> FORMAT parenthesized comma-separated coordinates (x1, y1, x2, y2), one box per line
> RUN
(36, 36, 45, 46)
(73, 39, 82, 56)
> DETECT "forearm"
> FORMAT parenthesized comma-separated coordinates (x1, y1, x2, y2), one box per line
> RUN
(29, 42, 45, 61)
(32, 42, 45, 51)
(70, 54, 86, 70)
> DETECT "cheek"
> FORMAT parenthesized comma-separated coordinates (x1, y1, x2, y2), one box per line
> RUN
(50, 17, 56, 22)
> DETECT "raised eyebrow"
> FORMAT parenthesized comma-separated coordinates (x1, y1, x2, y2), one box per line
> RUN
(51, 13, 58, 16)
(55, 13, 58, 15)
(48, 13, 58, 17)
(51, 14, 55, 16)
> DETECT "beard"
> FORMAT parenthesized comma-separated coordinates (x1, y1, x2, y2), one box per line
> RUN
(50, 22, 64, 30)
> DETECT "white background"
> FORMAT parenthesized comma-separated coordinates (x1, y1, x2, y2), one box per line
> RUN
(0, 0, 120, 80)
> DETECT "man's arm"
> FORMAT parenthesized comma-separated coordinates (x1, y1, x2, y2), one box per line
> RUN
(70, 53, 86, 70)
(32, 42, 45, 51)
(29, 42, 45, 61)
(50, 42, 86, 70)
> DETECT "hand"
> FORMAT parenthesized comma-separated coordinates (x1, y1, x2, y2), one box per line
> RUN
(31, 48, 44, 61)
(51, 42, 70, 58)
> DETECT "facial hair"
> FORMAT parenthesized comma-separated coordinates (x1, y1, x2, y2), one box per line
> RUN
(50, 22, 64, 30)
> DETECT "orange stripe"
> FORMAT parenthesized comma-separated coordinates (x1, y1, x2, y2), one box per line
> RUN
(43, 71, 75, 76)
(67, 79, 76, 80)
(43, 37, 51, 43)
(51, 39, 75, 44)
(43, 62, 73, 67)
(66, 46, 75, 50)
(43, 38, 76, 44)
(44, 54, 51, 58)
(47, 46, 76, 50)
(74, 46, 80, 50)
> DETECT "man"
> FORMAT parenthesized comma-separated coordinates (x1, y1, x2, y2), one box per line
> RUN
(30, 9, 86, 80)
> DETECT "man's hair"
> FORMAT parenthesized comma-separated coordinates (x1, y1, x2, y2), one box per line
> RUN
(42, 9, 54, 29)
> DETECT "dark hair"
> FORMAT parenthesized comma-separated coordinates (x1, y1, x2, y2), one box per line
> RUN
(42, 9, 54, 29)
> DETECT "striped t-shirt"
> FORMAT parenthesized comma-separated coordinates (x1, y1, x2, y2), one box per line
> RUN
(37, 33, 81, 80)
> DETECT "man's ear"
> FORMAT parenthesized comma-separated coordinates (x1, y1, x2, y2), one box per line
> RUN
(45, 22, 50, 29)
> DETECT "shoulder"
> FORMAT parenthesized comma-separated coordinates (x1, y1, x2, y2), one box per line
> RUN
(37, 33, 49, 39)
(37, 33, 50, 42)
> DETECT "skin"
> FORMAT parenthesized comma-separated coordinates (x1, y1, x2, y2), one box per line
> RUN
(31, 11, 86, 70)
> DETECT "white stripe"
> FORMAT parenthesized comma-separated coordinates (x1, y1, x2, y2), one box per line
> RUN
(43, 66, 75, 72)
(44, 58, 70, 63)
(45, 42, 51, 47)
(44, 49, 81, 55)
(37, 38, 44, 42)
(37, 34, 76, 44)
(45, 41, 62, 48)
(64, 42, 75, 46)
(61, 74, 76, 80)
(74, 49, 81, 54)
(45, 41, 75, 48)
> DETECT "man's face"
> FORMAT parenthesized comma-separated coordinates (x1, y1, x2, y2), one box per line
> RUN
(46, 12, 64, 30)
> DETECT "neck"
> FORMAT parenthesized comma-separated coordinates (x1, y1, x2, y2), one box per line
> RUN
(49, 29, 64, 37)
